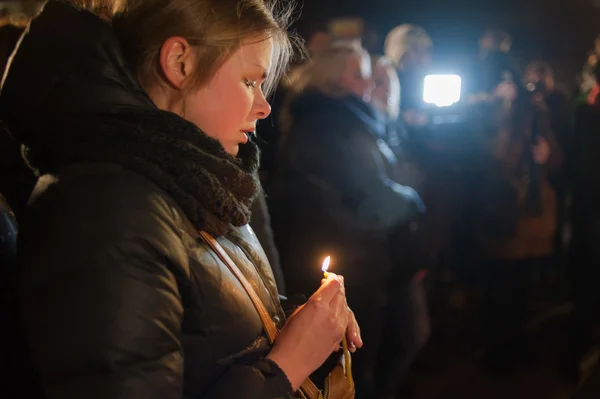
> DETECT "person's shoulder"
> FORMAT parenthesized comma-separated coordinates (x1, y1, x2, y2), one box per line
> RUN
(27, 163, 186, 243)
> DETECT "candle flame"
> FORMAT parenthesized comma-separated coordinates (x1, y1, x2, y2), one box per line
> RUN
(321, 256, 331, 273)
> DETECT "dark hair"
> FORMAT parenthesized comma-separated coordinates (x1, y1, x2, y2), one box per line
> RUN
(483, 29, 512, 48)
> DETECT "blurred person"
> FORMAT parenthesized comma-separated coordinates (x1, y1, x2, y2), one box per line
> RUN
(524, 62, 571, 265)
(271, 44, 428, 398)
(578, 51, 598, 97)
(472, 29, 522, 96)
(384, 24, 433, 117)
(478, 83, 563, 374)
(256, 21, 330, 185)
(0, 1, 363, 397)
(370, 55, 400, 123)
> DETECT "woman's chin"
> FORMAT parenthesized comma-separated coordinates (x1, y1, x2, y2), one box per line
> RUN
(225, 144, 239, 157)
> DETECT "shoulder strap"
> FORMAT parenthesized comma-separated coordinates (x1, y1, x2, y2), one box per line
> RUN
(198, 231, 323, 399)
(199, 230, 278, 343)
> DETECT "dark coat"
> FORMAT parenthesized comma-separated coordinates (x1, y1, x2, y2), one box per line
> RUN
(0, 2, 292, 398)
(271, 91, 425, 296)
(17, 165, 290, 399)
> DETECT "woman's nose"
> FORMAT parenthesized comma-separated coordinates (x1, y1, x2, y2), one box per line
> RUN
(254, 95, 272, 120)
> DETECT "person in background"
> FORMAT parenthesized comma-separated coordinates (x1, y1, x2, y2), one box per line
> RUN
(524, 61, 571, 270)
(473, 29, 522, 96)
(0, 1, 362, 397)
(256, 20, 332, 189)
(370, 56, 400, 126)
(271, 43, 427, 398)
(384, 24, 433, 124)
(368, 54, 432, 397)
(479, 82, 562, 374)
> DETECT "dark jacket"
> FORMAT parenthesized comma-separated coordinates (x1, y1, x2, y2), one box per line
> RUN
(251, 190, 286, 294)
(17, 165, 290, 399)
(0, 2, 292, 398)
(271, 92, 425, 296)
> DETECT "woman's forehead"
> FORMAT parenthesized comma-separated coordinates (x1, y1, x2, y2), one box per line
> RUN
(230, 38, 274, 71)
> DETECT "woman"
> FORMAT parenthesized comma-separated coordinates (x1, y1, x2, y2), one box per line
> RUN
(0, 1, 362, 397)
(270, 44, 426, 398)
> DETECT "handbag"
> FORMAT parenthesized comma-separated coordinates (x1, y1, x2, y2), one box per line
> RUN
(199, 231, 355, 399)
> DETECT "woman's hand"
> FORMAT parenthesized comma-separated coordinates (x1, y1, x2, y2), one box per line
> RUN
(346, 309, 362, 353)
(266, 273, 360, 391)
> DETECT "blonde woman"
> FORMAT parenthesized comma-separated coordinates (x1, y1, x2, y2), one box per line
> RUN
(0, 1, 362, 397)
(271, 44, 425, 398)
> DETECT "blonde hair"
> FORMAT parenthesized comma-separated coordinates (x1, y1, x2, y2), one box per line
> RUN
(68, 0, 125, 19)
(111, 0, 296, 98)
(384, 24, 432, 67)
(289, 43, 370, 97)
(371, 55, 400, 121)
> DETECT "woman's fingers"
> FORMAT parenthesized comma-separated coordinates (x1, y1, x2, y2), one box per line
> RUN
(313, 273, 344, 305)
(346, 309, 363, 352)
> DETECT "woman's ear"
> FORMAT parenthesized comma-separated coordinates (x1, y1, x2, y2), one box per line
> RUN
(159, 37, 195, 89)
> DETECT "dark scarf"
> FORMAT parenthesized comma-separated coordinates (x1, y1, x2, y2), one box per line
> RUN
(0, 2, 261, 237)
(25, 108, 261, 237)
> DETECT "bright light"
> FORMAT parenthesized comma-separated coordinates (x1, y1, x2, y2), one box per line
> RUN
(423, 74, 462, 107)
(321, 256, 331, 273)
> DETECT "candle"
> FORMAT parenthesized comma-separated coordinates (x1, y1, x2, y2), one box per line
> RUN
(320, 255, 354, 389)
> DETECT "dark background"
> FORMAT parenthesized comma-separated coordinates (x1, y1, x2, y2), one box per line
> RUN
(295, 0, 600, 86)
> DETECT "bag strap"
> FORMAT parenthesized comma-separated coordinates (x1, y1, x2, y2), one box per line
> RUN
(199, 230, 278, 342)
(198, 231, 323, 399)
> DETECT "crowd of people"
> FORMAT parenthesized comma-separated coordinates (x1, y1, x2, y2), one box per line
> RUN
(1, 1, 600, 399)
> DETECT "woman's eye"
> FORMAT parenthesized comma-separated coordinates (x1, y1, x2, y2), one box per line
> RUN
(245, 80, 258, 88)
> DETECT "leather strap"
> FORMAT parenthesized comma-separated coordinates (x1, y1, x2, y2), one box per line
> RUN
(198, 231, 323, 398)
(199, 230, 278, 343)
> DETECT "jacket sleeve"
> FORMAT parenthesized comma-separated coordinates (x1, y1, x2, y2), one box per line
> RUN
(19, 173, 294, 399)
(19, 175, 189, 399)
(287, 125, 424, 230)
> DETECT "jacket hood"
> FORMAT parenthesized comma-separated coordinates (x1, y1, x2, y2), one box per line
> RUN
(0, 0, 153, 147)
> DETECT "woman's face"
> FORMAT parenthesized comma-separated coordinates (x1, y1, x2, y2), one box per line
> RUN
(183, 38, 273, 156)
(371, 62, 399, 118)
(339, 53, 374, 101)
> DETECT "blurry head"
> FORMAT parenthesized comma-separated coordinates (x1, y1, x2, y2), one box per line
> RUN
(480, 29, 512, 53)
(384, 24, 432, 70)
(525, 61, 554, 95)
(291, 43, 374, 101)
(113, 0, 295, 156)
(299, 21, 333, 57)
(370, 56, 400, 120)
